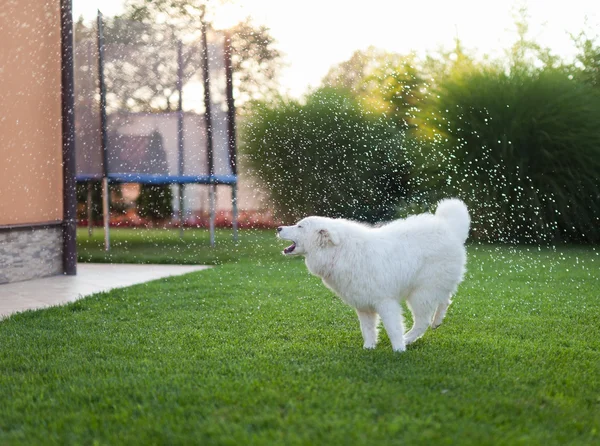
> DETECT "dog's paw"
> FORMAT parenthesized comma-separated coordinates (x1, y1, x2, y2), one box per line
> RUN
(403, 336, 418, 345)
(392, 345, 406, 353)
(363, 343, 377, 350)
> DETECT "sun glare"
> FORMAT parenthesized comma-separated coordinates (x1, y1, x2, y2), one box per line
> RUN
(212, 2, 247, 30)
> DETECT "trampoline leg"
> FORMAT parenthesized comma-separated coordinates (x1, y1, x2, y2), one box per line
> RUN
(178, 183, 184, 239)
(209, 184, 216, 247)
(232, 183, 238, 243)
(102, 177, 110, 251)
(87, 182, 93, 237)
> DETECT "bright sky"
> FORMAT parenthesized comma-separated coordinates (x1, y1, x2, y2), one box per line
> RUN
(73, 0, 600, 97)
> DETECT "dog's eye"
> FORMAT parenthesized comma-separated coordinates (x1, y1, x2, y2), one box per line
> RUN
(298, 225, 303, 228)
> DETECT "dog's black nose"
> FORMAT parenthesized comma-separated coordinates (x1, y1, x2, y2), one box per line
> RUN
(277, 226, 283, 232)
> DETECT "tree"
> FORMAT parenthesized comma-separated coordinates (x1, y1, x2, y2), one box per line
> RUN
(74, 1, 282, 111)
(422, 37, 478, 82)
(572, 28, 600, 87)
(322, 47, 426, 128)
(504, 6, 571, 75)
(119, 0, 283, 108)
(74, 15, 195, 112)
(104, 18, 192, 112)
(322, 47, 377, 95)
(228, 18, 283, 103)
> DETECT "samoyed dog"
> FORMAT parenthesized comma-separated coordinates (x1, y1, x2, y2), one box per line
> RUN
(277, 199, 470, 352)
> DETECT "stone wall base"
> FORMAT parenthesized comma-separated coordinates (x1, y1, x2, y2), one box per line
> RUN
(0, 225, 63, 284)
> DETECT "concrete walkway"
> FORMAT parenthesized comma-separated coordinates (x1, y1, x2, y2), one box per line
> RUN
(0, 263, 210, 318)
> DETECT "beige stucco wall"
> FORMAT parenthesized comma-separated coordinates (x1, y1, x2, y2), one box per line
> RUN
(0, 0, 63, 226)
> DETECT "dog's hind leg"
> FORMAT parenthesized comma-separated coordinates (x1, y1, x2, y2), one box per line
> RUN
(376, 300, 406, 352)
(404, 289, 439, 345)
(356, 310, 379, 349)
(431, 298, 452, 329)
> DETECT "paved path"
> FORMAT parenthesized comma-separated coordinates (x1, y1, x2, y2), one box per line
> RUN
(0, 263, 209, 318)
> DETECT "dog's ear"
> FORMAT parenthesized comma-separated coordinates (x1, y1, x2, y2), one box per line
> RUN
(317, 228, 340, 247)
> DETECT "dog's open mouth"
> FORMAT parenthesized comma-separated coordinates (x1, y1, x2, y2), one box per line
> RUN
(283, 242, 296, 254)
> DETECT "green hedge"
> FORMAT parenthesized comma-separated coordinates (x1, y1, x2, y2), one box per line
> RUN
(413, 69, 600, 243)
(243, 88, 411, 223)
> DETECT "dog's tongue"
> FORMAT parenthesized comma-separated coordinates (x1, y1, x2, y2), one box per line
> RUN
(284, 242, 296, 254)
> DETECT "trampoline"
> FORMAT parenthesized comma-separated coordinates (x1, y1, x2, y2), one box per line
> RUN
(74, 12, 238, 249)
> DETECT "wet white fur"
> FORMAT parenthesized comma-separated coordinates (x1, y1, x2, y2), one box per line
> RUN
(278, 199, 470, 352)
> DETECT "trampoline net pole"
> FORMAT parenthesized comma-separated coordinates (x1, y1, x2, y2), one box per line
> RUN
(98, 10, 110, 252)
(224, 31, 238, 243)
(209, 184, 216, 247)
(178, 184, 184, 238)
(201, 17, 216, 247)
(102, 177, 110, 251)
(232, 183, 238, 242)
(87, 182, 93, 237)
(177, 39, 184, 239)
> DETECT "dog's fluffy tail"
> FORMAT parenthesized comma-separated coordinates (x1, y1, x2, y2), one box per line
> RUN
(435, 198, 470, 243)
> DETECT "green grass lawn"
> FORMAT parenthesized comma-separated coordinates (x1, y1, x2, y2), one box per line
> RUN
(76, 227, 272, 265)
(1, 228, 599, 445)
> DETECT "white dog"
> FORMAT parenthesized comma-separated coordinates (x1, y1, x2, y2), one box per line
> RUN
(277, 199, 470, 352)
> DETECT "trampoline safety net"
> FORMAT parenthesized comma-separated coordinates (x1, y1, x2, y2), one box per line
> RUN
(73, 16, 236, 186)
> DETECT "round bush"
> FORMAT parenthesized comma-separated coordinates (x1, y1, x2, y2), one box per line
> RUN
(243, 88, 411, 223)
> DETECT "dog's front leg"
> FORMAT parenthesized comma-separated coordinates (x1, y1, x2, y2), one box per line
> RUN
(356, 310, 379, 349)
(376, 300, 406, 352)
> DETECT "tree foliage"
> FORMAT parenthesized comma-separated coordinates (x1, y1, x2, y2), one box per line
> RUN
(322, 47, 426, 129)
(571, 28, 600, 88)
(122, 0, 282, 107)
(74, 1, 282, 112)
